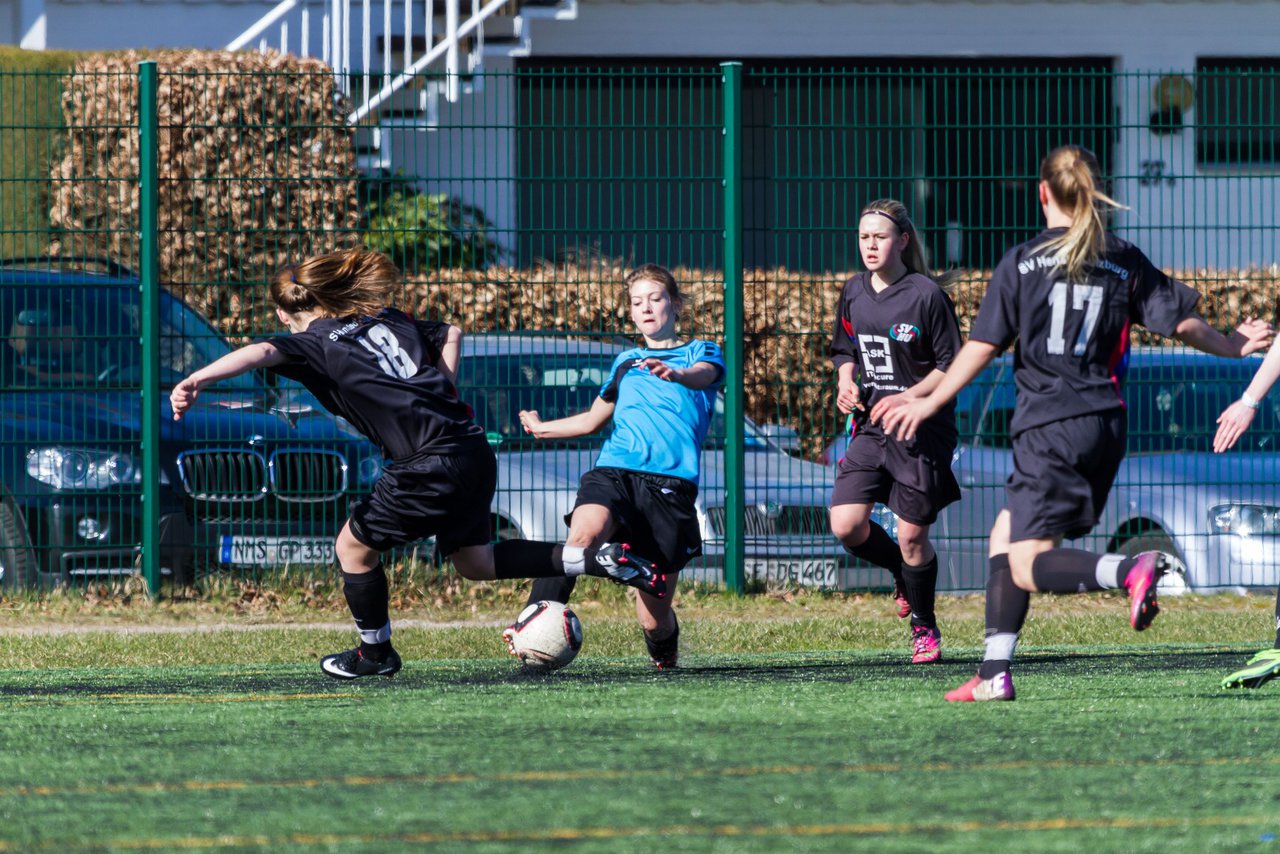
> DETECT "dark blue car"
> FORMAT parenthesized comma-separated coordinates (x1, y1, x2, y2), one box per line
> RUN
(0, 259, 383, 588)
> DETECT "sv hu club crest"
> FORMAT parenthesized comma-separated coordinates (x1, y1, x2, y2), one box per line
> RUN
(890, 323, 920, 343)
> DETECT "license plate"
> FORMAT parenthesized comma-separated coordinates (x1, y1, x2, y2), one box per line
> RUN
(219, 536, 335, 567)
(744, 558, 839, 587)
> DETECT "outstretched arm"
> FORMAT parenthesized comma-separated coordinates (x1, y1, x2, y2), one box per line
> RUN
(1175, 316, 1273, 358)
(877, 340, 1000, 441)
(519, 395, 616, 440)
(1215, 334, 1280, 452)
(437, 324, 463, 386)
(641, 358, 721, 390)
(170, 342, 287, 421)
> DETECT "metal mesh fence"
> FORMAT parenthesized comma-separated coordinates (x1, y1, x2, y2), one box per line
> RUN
(1, 60, 1278, 595)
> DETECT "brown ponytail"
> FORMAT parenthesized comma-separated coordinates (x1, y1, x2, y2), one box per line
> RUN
(269, 248, 400, 319)
(859, 198, 961, 292)
(1036, 146, 1127, 281)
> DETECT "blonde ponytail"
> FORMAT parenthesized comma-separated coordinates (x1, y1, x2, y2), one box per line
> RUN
(1036, 146, 1126, 281)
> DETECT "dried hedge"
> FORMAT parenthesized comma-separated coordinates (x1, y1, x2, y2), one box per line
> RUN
(47, 49, 360, 289)
(192, 262, 1280, 459)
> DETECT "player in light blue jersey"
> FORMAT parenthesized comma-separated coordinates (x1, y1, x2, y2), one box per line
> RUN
(506, 264, 725, 668)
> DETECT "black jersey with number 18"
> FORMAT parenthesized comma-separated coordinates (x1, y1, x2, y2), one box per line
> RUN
(265, 307, 486, 460)
(969, 228, 1200, 437)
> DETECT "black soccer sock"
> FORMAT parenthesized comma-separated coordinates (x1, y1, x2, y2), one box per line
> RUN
(1030, 548, 1109, 593)
(902, 554, 939, 628)
(527, 575, 577, 607)
(644, 613, 680, 662)
(844, 520, 906, 581)
(492, 540, 564, 579)
(342, 565, 392, 658)
(978, 554, 1028, 679)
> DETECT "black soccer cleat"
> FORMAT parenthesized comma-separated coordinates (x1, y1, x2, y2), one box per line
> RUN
(320, 646, 402, 680)
(587, 542, 669, 599)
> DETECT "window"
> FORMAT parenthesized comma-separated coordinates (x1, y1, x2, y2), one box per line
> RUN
(1196, 58, 1280, 166)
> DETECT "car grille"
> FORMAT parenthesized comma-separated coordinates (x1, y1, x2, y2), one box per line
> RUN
(178, 450, 269, 502)
(271, 450, 348, 502)
(706, 504, 829, 537)
(178, 449, 347, 503)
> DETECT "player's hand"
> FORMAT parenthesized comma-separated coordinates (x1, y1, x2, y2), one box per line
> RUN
(1230, 316, 1274, 357)
(518, 409, 545, 438)
(836, 379, 863, 415)
(639, 357, 681, 382)
(1214, 400, 1258, 452)
(169, 376, 202, 421)
(879, 396, 940, 442)
(869, 393, 909, 425)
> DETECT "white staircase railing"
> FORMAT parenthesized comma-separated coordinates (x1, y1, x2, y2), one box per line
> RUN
(226, 0, 574, 127)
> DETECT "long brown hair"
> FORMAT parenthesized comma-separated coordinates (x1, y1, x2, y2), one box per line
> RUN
(859, 199, 961, 290)
(1036, 145, 1126, 281)
(269, 248, 400, 318)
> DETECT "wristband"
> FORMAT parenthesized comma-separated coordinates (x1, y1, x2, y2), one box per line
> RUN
(1242, 392, 1262, 410)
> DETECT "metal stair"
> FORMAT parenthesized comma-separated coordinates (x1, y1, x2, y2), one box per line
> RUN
(227, 0, 577, 173)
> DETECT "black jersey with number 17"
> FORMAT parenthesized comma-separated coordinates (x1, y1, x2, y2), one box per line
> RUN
(969, 228, 1200, 437)
(265, 307, 486, 460)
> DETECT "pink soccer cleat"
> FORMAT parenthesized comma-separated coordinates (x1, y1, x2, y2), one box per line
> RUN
(1124, 551, 1169, 631)
(910, 625, 942, 664)
(945, 670, 1015, 702)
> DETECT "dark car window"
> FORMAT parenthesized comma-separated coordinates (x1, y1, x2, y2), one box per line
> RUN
(1126, 362, 1280, 453)
(462, 353, 611, 448)
(0, 282, 260, 392)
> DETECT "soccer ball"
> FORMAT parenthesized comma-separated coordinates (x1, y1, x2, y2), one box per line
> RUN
(504, 600, 583, 671)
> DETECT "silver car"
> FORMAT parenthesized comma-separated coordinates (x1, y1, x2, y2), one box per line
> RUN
(460, 334, 895, 588)
(930, 347, 1280, 593)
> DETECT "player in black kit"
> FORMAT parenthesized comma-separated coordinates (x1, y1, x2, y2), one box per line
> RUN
(830, 198, 963, 664)
(170, 249, 666, 679)
(882, 146, 1272, 701)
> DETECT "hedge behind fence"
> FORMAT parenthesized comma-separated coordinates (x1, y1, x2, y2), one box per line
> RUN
(47, 49, 360, 286)
(185, 262, 1280, 460)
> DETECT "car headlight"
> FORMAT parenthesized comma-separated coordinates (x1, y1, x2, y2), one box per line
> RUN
(26, 447, 142, 490)
(357, 455, 384, 487)
(1209, 504, 1280, 537)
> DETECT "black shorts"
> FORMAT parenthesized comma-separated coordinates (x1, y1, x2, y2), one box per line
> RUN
(348, 446, 496, 555)
(831, 426, 960, 525)
(569, 467, 702, 572)
(1007, 410, 1126, 541)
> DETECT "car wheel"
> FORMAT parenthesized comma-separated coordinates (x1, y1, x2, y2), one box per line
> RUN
(0, 486, 38, 590)
(1119, 532, 1189, 594)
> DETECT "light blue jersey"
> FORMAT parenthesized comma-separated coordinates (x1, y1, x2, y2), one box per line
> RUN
(594, 339, 726, 484)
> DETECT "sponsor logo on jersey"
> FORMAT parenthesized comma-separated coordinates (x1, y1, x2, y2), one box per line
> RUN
(890, 323, 920, 343)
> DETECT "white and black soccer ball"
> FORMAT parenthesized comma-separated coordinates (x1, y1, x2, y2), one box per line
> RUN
(505, 600, 583, 671)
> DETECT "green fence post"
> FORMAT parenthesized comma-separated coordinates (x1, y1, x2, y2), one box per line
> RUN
(138, 61, 161, 595)
(721, 62, 745, 595)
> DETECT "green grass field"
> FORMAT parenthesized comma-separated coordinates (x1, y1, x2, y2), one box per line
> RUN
(3, 586, 1279, 852)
